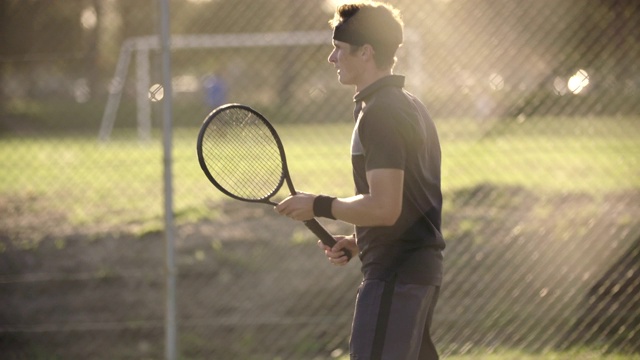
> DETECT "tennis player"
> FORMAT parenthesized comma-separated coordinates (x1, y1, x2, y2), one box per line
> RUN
(275, 2, 444, 359)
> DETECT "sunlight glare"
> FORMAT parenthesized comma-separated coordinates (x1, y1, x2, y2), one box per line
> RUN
(80, 7, 97, 30)
(553, 76, 568, 95)
(149, 84, 164, 102)
(323, 0, 352, 13)
(489, 73, 504, 91)
(567, 69, 590, 94)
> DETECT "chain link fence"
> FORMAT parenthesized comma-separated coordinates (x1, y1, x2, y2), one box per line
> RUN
(1, 0, 639, 359)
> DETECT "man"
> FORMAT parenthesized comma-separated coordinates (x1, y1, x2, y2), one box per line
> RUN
(275, 2, 444, 359)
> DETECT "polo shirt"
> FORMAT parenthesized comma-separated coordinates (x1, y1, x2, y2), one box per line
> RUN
(351, 75, 445, 285)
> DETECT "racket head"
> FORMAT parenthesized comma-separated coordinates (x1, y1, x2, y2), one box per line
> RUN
(196, 104, 289, 205)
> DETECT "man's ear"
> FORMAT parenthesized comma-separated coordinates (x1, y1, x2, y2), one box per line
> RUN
(360, 44, 375, 62)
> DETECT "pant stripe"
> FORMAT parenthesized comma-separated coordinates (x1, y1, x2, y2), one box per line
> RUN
(370, 274, 397, 360)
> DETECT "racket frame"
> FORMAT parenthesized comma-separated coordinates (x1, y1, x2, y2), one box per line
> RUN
(197, 104, 289, 205)
(196, 103, 352, 259)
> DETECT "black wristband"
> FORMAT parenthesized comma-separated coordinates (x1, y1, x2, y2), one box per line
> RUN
(313, 195, 336, 220)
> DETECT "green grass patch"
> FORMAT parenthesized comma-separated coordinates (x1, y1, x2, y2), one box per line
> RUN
(0, 116, 638, 235)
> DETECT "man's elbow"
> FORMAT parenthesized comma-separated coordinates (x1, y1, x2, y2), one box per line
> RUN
(374, 207, 401, 226)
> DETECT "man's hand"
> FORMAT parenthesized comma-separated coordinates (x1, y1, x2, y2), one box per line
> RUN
(274, 192, 316, 221)
(318, 235, 357, 266)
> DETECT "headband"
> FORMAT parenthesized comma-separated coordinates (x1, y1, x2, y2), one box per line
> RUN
(332, 7, 402, 49)
(333, 15, 368, 46)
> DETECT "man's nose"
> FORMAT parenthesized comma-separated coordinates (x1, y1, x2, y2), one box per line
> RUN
(328, 51, 336, 64)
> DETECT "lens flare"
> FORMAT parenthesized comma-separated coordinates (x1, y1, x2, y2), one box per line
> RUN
(568, 69, 590, 94)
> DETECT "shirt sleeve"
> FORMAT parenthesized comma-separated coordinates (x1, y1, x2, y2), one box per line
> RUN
(358, 104, 407, 171)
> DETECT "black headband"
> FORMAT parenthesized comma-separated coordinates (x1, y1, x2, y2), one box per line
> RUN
(332, 7, 402, 50)
(333, 17, 368, 46)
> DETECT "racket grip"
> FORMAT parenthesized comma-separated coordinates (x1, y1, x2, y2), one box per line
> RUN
(303, 219, 352, 260)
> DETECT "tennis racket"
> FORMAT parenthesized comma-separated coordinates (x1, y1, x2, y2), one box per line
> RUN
(196, 103, 351, 259)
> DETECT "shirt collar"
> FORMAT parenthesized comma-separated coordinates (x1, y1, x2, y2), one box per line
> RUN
(354, 75, 405, 103)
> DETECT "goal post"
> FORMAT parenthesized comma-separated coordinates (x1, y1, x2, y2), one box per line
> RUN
(98, 30, 423, 141)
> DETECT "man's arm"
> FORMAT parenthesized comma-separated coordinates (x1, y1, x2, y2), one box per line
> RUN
(275, 168, 404, 227)
(332, 168, 403, 226)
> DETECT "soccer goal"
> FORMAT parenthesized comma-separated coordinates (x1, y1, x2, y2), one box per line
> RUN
(98, 30, 423, 141)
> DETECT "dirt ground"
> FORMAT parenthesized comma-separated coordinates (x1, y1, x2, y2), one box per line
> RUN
(1, 186, 639, 358)
(0, 199, 360, 359)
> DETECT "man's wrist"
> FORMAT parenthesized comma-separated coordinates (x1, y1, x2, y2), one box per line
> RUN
(313, 195, 336, 219)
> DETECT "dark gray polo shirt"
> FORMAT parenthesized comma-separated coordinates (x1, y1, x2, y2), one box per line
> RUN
(351, 75, 445, 285)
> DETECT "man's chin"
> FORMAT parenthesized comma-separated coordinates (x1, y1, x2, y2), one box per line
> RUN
(337, 75, 353, 86)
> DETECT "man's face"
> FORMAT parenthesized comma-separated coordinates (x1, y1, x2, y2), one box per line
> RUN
(328, 40, 364, 87)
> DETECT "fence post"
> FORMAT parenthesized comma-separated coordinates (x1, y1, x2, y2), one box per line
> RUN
(158, 0, 177, 359)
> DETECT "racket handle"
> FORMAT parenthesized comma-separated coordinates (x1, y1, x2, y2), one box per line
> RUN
(303, 219, 352, 260)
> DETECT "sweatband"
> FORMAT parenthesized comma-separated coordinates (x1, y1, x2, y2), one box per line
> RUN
(313, 195, 336, 220)
(332, 7, 402, 49)
(333, 20, 368, 46)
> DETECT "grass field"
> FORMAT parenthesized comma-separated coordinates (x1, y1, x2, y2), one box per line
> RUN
(1, 116, 638, 237)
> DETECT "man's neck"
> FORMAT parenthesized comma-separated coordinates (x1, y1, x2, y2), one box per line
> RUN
(355, 69, 393, 93)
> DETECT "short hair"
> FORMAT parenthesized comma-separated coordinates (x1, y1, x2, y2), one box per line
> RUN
(330, 2, 404, 69)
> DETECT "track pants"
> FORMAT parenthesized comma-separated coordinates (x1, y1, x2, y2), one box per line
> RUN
(349, 276, 440, 360)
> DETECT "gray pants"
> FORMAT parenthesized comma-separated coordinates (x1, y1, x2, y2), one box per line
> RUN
(349, 277, 440, 360)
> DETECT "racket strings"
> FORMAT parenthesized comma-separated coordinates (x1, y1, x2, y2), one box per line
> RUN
(200, 108, 284, 200)
(202, 135, 280, 198)
(202, 137, 279, 197)
(202, 131, 281, 195)
(213, 114, 282, 178)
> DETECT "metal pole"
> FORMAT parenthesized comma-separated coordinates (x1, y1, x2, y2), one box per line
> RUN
(98, 41, 133, 141)
(136, 48, 151, 142)
(158, 0, 177, 359)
